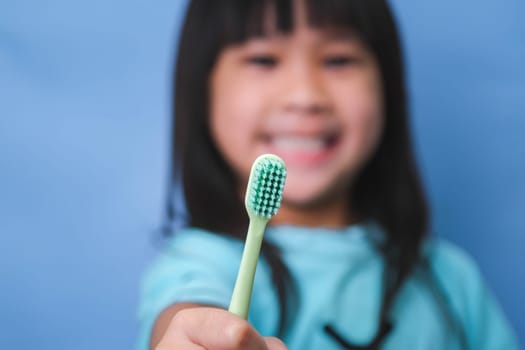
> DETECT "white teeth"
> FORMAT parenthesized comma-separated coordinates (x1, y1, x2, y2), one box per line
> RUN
(271, 136, 325, 152)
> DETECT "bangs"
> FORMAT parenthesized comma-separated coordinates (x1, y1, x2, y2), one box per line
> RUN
(306, 0, 374, 41)
(216, 0, 293, 44)
(216, 0, 376, 46)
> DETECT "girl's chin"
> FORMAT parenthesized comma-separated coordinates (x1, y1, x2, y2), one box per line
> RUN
(279, 169, 354, 209)
(281, 185, 339, 209)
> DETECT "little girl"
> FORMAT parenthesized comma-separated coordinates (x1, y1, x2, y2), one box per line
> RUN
(137, 0, 518, 349)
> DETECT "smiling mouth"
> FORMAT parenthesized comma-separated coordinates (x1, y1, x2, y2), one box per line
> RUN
(262, 132, 341, 165)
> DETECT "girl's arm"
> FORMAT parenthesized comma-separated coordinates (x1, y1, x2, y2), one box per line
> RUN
(150, 303, 287, 350)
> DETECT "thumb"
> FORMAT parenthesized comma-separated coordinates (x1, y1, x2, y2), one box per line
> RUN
(264, 336, 288, 350)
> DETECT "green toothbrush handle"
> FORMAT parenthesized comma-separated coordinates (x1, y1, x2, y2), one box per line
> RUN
(229, 215, 268, 319)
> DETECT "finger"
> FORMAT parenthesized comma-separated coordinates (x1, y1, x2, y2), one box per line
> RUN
(220, 316, 270, 350)
(264, 336, 288, 350)
(165, 307, 269, 350)
(155, 339, 206, 350)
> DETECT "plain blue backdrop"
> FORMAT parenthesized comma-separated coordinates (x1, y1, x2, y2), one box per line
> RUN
(0, 1, 523, 348)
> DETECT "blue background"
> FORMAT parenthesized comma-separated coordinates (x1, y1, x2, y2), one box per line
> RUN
(1, 0, 523, 348)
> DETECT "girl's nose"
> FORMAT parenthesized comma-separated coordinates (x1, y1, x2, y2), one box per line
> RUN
(279, 61, 330, 115)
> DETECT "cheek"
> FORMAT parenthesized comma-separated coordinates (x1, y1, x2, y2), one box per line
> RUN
(210, 90, 262, 148)
(209, 78, 267, 180)
(210, 97, 248, 161)
(356, 82, 384, 146)
(210, 67, 240, 133)
(210, 73, 263, 131)
(355, 98, 384, 164)
(351, 70, 383, 119)
(337, 72, 385, 161)
(363, 75, 384, 151)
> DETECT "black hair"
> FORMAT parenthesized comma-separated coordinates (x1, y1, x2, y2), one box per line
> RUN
(167, 0, 429, 340)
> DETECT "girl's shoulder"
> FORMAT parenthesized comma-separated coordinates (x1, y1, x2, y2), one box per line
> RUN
(141, 227, 245, 305)
(422, 238, 481, 280)
(418, 238, 519, 349)
(161, 226, 245, 259)
(420, 238, 489, 303)
(136, 228, 248, 350)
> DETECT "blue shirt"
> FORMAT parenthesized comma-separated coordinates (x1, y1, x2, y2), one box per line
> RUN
(136, 223, 518, 349)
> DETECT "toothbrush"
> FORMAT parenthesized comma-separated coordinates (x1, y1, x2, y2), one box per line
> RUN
(228, 154, 287, 319)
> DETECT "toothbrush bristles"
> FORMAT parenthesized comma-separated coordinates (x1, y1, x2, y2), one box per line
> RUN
(248, 156, 286, 218)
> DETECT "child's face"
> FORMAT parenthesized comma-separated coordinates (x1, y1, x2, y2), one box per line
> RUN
(209, 10, 384, 226)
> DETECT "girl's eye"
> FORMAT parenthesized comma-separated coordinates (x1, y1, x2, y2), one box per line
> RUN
(324, 55, 360, 68)
(245, 55, 278, 68)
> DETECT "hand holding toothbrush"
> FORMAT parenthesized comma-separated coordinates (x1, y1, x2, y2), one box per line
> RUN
(154, 305, 287, 350)
(151, 155, 287, 350)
